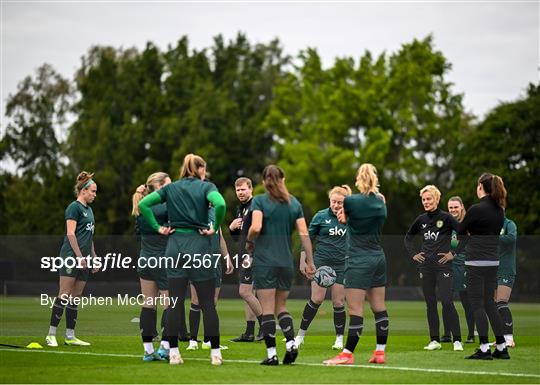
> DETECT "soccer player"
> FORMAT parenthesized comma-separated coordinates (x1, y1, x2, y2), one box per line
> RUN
(246, 165, 315, 365)
(187, 206, 233, 351)
(294, 185, 351, 350)
(445, 196, 475, 344)
(132, 172, 172, 361)
(456, 172, 509, 360)
(404, 185, 463, 352)
(46, 171, 98, 347)
(229, 177, 264, 342)
(138, 154, 226, 366)
(495, 216, 517, 347)
(323, 164, 389, 365)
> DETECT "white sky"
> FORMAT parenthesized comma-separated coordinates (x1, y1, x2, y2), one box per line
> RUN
(1, 1, 539, 134)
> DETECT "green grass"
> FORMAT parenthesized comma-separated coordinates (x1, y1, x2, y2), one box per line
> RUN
(1, 297, 539, 383)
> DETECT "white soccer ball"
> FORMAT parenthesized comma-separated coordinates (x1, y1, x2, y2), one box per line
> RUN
(314, 265, 337, 288)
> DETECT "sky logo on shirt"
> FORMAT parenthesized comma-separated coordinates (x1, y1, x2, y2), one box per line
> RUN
(424, 230, 439, 241)
(329, 227, 346, 236)
(85, 223, 95, 233)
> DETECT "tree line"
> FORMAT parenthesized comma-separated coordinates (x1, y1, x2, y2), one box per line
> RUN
(1, 34, 538, 293)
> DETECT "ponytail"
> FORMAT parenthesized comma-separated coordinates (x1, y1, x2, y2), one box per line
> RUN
(180, 154, 206, 179)
(478, 172, 507, 208)
(491, 175, 507, 209)
(355, 163, 379, 195)
(131, 185, 148, 216)
(262, 165, 290, 203)
(132, 172, 169, 216)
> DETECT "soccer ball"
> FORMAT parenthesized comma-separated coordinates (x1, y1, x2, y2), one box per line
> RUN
(313, 266, 337, 288)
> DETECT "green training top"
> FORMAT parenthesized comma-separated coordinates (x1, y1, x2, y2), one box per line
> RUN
(344, 193, 386, 257)
(136, 203, 169, 258)
(450, 230, 466, 265)
(498, 217, 517, 276)
(59, 200, 95, 258)
(251, 193, 304, 267)
(309, 207, 347, 264)
(138, 178, 226, 232)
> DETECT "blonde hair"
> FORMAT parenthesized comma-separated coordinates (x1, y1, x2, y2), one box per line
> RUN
(328, 185, 352, 198)
(132, 172, 169, 216)
(355, 163, 379, 195)
(180, 154, 206, 179)
(420, 185, 441, 203)
(74, 171, 95, 197)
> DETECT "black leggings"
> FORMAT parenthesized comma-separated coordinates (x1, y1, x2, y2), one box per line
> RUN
(443, 290, 475, 339)
(465, 265, 504, 345)
(420, 266, 461, 341)
(165, 278, 220, 349)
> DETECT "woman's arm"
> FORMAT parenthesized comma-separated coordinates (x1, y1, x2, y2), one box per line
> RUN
(207, 191, 226, 231)
(66, 220, 85, 267)
(297, 218, 315, 279)
(139, 192, 173, 235)
(245, 210, 263, 253)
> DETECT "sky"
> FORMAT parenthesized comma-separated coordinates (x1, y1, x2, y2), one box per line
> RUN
(1, 1, 539, 133)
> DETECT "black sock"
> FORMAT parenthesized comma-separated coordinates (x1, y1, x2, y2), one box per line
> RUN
(189, 303, 201, 340)
(160, 308, 169, 339)
(245, 320, 256, 336)
(165, 277, 189, 348)
(374, 310, 389, 345)
(300, 300, 320, 331)
(278, 312, 294, 342)
(65, 300, 78, 330)
(261, 314, 276, 348)
(496, 301, 513, 335)
(192, 280, 220, 348)
(333, 305, 346, 335)
(140, 307, 157, 343)
(256, 315, 263, 335)
(345, 315, 363, 353)
(49, 297, 66, 328)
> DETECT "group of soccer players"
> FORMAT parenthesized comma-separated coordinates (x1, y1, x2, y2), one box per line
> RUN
(45, 155, 517, 365)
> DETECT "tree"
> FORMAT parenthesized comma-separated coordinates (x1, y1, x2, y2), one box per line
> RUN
(265, 36, 466, 232)
(451, 83, 540, 235)
(1, 63, 72, 178)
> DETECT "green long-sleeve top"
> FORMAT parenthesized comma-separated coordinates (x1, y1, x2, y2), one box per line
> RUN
(138, 177, 226, 232)
(498, 217, 517, 276)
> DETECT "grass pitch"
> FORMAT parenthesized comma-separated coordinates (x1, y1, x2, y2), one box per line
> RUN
(1, 297, 539, 383)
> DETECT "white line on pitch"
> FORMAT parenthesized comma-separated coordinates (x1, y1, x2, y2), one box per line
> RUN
(1, 348, 539, 379)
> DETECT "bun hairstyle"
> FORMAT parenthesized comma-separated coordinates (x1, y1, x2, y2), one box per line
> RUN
(74, 171, 95, 197)
(355, 163, 379, 195)
(478, 172, 507, 209)
(262, 165, 290, 203)
(180, 154, 206, 179)
(132, 172, 169, 216)
(328, 185, 352, 198)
